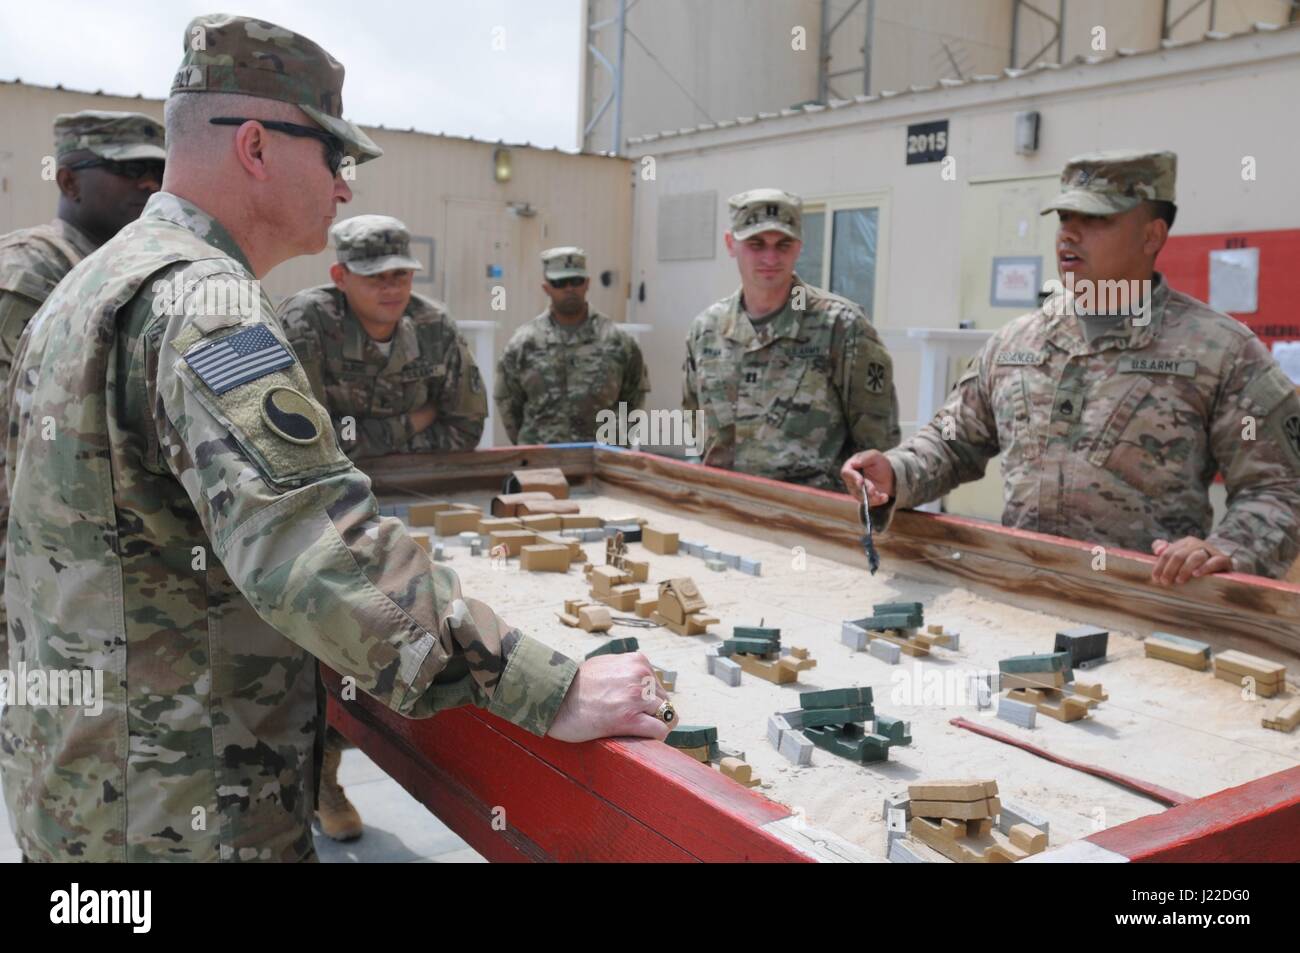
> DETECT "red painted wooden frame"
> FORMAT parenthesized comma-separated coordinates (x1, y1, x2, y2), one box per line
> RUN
(326, 444, 1300, 862)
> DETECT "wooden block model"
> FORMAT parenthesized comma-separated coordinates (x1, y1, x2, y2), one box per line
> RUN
(909, 780, 998, 802)
(634, 596, 659, 618)
(557, 601, 613, 632)
(488, 529, 537, 556)
(517, 499, 580, 516)
(506, 467, 569, 499)
(653, 577, 716, 635)
(642, 526, 679, 555)
(433, 508, 483, 535)
(999, 671, 1065, 692)
(407, 530, 433, 553)
(1007, 687, 1090, 722)
(718, 757, 761, 788)
(588, 565, 630, 595)
(1144, 633, 1211, 670)
(1262, 699, 1300, 733)
(407, 501, 458, 525)
(519, 514, 563, 533)
(624, 559, 650, 583)
(490, 492, 553, 517)
(560, 514, 604, 529)
(1213, 650, 1286, 697)
(477, 516, 523, 535)
(872, 629, 930, 657)
(520, 544, 571, 572)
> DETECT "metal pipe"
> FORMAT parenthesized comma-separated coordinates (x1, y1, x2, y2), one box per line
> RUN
(612, 0, 627, 155)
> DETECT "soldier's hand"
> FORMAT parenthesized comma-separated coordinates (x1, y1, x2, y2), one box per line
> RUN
(1150, 537, 1233, 586)
(547, 652, 672, 743)
(841, 450, 894, 507)
(410, 402, 437, 434)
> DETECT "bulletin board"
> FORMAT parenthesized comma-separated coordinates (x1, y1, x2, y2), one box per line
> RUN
(1157, 228, 1300, 348)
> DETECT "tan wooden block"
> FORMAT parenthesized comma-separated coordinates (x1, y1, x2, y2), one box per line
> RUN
(577, 605, 612, 632)
(488, 529, 537, 556)
(407, 501, 457, 525)
(778, 654, 816, 674)
(909, 780, 998, 802)
(911, 817, 1026, 864)
(560, 515, 604, 529)
(594, 585, 639, 612)
(1263, 699, 1300, 732)
(927, 623, 944, 635)
(517, 499, 580, 516)
(1213, 666, 1281, 696)
(634, 596, 659, 618)
(563, 599, 586, 615)
(1071, 679, 1108, 701)
(789, 646, 809, 660)
(677, 743, 711, 762)
(1144, 638, 1210, 670)
(967, 817, 993, 838)
(719, 757, 751, 784)
(642, 526, 680, 555)
(1008, 823, 1048, 854)
(910, 798, 997, 821)
(1214, 650, 1286, 683)
(490, 492, 553, 517)
(653, 668, 675, 692)
(477, 516, 523, 534)
(1039, 694, 1091, 722)
(1001, 671, 1066, 691)
(407, 529, 433, 553)
(604, 514, 645, 526)
(519, 514, 563, 532)
(588, 565, 628, 594)
(510, 467, 569, 499)
(535, 533, 583, 562)
(432, 508, 482, 535)
(625, 559, 650, 583)
(874, 629, 931, 656)
(520, 544, 571, 572)
(732, 652, 798, 684)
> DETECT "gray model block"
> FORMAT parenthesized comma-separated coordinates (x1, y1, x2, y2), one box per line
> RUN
(778, 728, 814, 766)
(997, 697, 1037, 728)
(738, 558, 761, 576)
(722, 552, 741, 569)
(711, 656, 742, 687)
(706, 559, 727, 572)
(775, 708, 806, 730)
(998, 799, 1050, 841)
(868, 639, 901, 664)
(882, 795, 911, 822)
(888, 839, 934, 864)
(841, 621, 869, 651)
(767, 714, 791, 749)
(681, 539, 701, 556)
(716, 743, 745, 762)
(700, 546, 720, 561)
(433, 543, 447, 561)
(969, 672, 994, 710)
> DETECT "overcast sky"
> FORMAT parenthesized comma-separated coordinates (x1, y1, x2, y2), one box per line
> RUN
(0, 0, 586, 149)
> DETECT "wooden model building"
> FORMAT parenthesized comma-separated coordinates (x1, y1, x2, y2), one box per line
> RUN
(652, 577, 717, 635)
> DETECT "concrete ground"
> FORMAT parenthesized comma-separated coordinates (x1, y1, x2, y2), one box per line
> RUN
(0, 745, 484, 863)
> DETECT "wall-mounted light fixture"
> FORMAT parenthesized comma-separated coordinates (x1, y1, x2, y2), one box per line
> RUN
(493, 147, 512, 183)
(1014, 111, 1040, 155)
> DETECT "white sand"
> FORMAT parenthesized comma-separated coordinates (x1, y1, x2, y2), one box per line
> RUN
(410, 489, 1299, 860)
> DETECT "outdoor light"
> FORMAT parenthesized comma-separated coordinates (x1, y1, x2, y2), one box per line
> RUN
(493, 147, 512, 183)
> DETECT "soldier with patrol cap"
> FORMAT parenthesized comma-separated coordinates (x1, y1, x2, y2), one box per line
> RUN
(683, 189, 901, 489)
(1, 13, 670, 864)
(0, 109, 165, 667)
(495, 246, 649, 444)
(281, 213, 488, 460)
(844, 150, 1300, 583)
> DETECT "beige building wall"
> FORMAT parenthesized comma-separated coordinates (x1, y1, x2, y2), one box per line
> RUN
(0, 81, 633, 446)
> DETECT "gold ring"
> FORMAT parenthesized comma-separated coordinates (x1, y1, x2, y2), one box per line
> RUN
(656, 701, 676, 724)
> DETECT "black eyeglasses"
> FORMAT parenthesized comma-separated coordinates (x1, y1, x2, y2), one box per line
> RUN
(209, 118, 345, 175)
(548, 277, 585, 289)
(65, 158, 165, 181)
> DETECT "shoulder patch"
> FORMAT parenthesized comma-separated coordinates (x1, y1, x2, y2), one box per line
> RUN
(1281, 414, 1300, 467)
(1242, 365, 1296, 415)
(186, 324, 294, 395)
(261, 386, 321, 444)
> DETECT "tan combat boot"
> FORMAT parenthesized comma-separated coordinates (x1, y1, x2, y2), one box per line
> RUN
(315, 743, 364, 841)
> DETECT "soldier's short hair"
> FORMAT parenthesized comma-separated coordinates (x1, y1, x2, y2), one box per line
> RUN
(1146, 199, 1177, 230)
(163, 92, 303, 156)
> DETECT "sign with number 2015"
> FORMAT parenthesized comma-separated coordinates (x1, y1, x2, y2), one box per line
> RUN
(906, 120, 949, 165)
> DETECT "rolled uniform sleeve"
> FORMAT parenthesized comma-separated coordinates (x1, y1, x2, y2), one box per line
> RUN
(839, 320, 901, 454)
(148, 270, 577, 734)
(1205, 337, 1300, 577)
(494, 344, 526, 444)
(876, 343, 1001, 530)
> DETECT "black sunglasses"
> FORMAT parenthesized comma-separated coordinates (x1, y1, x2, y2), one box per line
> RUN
(65, 158, 165, 181)
(209, 118, 345, 175)
(548, 277, 585, 289)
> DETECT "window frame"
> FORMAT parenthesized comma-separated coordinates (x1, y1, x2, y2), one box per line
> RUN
(797, 190, 892, 325)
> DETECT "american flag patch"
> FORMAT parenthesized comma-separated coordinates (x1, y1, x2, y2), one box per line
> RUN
(185, 325, 295, 395)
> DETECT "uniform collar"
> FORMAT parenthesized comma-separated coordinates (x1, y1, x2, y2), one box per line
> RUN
(52, 217, 100, 258)
(1043, 272, 1170, 355)
(545, 307, 599, 342)
(341, 297, 418, 369)
(139, 191, 254, 273)
(723, 274, 807, 346)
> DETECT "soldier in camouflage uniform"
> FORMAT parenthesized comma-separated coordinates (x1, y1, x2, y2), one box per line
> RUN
(0, 111, 164, 668)
(844, 151, 1300, 583)
(1, 13, 670, 863)
(281, 214, 487, 460)
(683, 189, 900, 489)
(495, 246, 649, 443)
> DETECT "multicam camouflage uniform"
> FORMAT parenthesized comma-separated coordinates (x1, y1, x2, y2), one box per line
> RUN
(0, 110, 164, 668)
(0, 15, 578, 863)
(495, 246, 650, 444)
(878, 151, 1300, 578)
(683, 190, 900, 489)
(282, 287, 487, 457)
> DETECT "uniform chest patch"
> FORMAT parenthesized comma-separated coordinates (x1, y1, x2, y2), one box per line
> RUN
(995, 351, 1046, 366)
(1118, 356, 1198, 377)
(261, 386, 321, 444)
(186, 325, 294, 395)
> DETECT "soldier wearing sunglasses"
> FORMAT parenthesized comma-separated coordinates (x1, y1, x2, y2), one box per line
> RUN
(0, 109, 164, 663)
(496, 246, 650, 444)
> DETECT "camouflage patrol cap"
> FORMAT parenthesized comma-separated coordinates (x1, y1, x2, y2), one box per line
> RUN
(728, 188, 802, 241)
(54, 110, 166, 161)
(541, 246, 587, 281)
(170, 13, 382, 165)
(330, 214, 423, 275)
(1041, 150, 1177, 216)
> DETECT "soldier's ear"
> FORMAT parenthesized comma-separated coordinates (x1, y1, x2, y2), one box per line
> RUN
(329, 262, 349, 289)
(1142, 215, 1169, 258)
(55, 166, 80, 201)
(724, 232, 737, 257)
